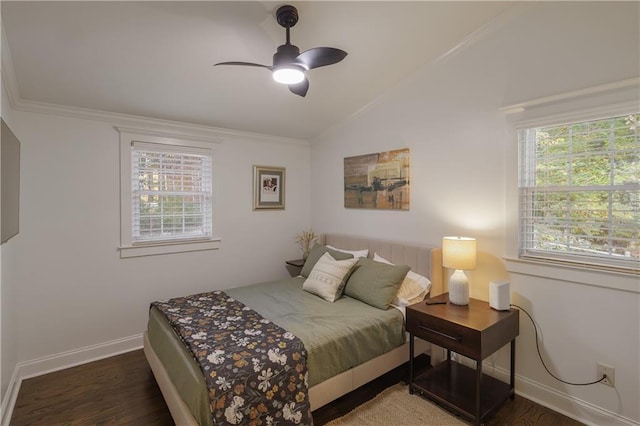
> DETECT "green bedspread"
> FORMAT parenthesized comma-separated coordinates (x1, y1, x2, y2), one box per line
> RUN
(148, 276, 405, 425)
(226, 276, 405, 385)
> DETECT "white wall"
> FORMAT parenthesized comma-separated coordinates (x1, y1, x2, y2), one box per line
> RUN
(1, 102, 311, 375)
(311, 2, 639, 425)
(1, 79, 18, 408)
(1, 2, 638, 425)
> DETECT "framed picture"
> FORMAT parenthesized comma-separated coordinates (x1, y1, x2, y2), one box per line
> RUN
(344, 148, 410, 210)
(253, 165, 285, 210)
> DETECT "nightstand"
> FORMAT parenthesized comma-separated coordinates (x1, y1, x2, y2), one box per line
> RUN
(285, 258, 305, 276)
(407, 294, 519, 425)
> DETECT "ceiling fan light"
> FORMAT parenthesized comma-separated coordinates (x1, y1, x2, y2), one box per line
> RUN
(273, 67, 305, 85)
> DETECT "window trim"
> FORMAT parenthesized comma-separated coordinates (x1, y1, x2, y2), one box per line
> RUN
(503, 79, 639, 287)
(517, 113, 639, 273)
(504, 256, 639, 294)
(117, 127, 221, 258)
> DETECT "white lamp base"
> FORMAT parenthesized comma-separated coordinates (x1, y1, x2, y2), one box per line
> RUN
(449, 269, 469, 305)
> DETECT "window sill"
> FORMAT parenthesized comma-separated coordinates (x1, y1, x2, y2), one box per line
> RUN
(119, 238, 221, 258)
(504, 257, 639, 294)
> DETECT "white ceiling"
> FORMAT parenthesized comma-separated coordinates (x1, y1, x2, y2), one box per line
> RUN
(2, 1, 514, 140)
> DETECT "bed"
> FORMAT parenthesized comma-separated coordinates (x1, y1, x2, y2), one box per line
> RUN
(144, 234, 444, 425)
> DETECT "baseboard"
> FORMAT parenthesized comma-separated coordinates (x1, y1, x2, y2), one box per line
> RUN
(1, 367, 21, 426)
(0, 334, 143, 426)
(487, 363, 639, 426)
(17, 334, 143, 380)
(3, 336, 637, 426)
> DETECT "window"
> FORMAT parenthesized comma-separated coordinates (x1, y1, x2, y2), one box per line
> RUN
(132, 142, 212, 243)
(519, 113, 639, 272)
(118, 128, 220, 258)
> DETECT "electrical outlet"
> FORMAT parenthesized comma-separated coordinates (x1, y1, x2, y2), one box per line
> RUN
(597, 363, 615, 387)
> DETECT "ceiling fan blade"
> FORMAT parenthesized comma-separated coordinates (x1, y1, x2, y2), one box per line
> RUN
(214, 62, 272, 69)
(296, 47, 347, 70)
(289, 77, 309, 97)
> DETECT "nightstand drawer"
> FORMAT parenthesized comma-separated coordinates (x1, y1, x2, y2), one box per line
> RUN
(407, 311, 480, 358)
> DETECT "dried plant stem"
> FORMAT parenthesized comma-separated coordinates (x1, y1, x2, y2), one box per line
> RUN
(296, 230, 318, 259)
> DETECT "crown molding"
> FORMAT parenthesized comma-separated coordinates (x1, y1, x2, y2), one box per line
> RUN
(11, 97, 309, 146)
(0, 21, 307, 147)
(501, 78, 640, 116)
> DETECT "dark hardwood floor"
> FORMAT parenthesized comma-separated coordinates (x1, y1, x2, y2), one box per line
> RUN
(10, 350, 583, 425)
(10, 350, 173, 426)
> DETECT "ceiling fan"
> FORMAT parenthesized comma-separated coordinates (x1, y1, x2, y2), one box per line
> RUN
(214, 4, 347, 97)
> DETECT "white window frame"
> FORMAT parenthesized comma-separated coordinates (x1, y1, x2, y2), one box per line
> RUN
(518, 113, 639, 273)
(118, 127, 221, 258)
(503, 79, 639, 292)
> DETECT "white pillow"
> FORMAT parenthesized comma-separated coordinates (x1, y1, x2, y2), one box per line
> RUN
(326, 245, 369, 259)
(303, 252, 359, 302)
(373, 253, 432, 306)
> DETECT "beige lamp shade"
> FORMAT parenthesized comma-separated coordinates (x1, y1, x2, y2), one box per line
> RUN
(442, 236, 476, 305)
(442, 237, 477, 270)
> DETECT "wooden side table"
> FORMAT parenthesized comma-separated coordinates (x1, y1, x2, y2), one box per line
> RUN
(406, 294, 519, 425)
(285, 258, 305, 276)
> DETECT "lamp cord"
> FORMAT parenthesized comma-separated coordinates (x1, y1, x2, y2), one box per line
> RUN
(510, 304, 606, 386)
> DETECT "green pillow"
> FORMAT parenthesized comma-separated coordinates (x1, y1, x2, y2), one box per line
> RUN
(301, 243, 354, 278)
(344, 258, 410, 309)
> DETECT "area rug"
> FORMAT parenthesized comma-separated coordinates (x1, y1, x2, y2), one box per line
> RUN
(325, 384, 468, 426)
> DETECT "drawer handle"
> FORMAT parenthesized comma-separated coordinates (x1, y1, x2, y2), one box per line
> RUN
(418, 324, 462, 342)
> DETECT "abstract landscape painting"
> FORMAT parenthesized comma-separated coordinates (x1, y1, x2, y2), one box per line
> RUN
(344, 148, 410, 210)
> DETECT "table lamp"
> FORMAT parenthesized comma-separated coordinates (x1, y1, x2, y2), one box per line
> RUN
(442, 236, 477, 305)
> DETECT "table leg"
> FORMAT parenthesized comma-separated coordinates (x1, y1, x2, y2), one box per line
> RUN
(409, 333, 415, 394)
(510, 338, 516, 399)
(475, 359, 482, 425)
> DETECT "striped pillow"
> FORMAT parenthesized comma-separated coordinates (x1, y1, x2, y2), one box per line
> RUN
(302, 252, 358, 302)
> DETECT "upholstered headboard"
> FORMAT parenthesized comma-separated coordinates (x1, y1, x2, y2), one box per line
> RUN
(321, 234, 443, 296)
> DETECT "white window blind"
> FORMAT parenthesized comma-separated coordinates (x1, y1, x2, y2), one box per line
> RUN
(519, 113, 639, 272)
(131, 141, 212, 244)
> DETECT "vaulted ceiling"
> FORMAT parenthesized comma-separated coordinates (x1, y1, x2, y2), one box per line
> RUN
(2, 1, 514, 140)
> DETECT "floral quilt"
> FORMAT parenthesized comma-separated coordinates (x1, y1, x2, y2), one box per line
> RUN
(152, 291, 311, 426)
